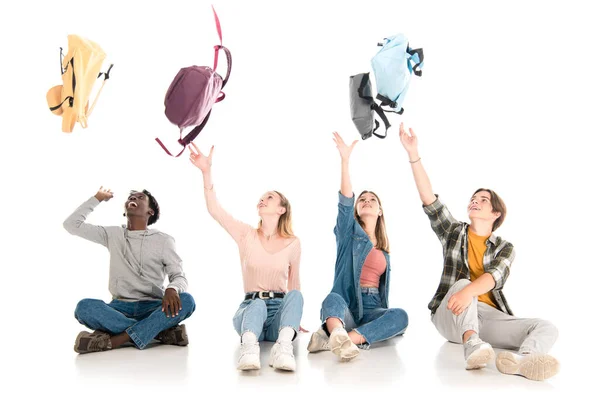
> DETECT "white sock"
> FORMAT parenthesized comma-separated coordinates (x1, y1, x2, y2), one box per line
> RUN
(277, 327, 295, 343)
(241, 331, 257, 344)
(331, 327, 348, 337)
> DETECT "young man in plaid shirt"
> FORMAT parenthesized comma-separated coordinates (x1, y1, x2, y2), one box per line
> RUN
(399, 123, 559, 381)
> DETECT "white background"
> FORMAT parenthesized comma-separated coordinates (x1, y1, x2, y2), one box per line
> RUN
(1, 0, 598, 398)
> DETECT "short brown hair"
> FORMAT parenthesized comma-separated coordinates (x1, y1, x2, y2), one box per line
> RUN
(472, 188, 506, 231)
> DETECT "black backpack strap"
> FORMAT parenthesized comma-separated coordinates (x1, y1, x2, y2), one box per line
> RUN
(97, 64, 114, 80)
(407, 46, 424, 77)
(155, 111, 212, 157)
(371, 103, 391, 139)
(357, 73, 374, 100)
(376, 94, 404, 115)
(59, 47, 65, 75)
(49, 96, 73, 112)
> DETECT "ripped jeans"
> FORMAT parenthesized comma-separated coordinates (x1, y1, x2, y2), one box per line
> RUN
(232, 290, 303, 341)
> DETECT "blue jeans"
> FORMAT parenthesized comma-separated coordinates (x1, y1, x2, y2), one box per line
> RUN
(233, 290, 303, 341)
(320, 288, 408, 347)
(74, 293, 196, 349)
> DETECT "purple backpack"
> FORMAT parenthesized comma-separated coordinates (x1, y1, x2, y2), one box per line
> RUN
(156, 6, 232, 157)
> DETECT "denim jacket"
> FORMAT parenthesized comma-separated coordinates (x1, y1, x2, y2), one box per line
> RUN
(330, 192, 391, 321)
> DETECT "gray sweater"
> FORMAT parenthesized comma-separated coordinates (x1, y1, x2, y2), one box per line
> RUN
(63, 196, 188, 300)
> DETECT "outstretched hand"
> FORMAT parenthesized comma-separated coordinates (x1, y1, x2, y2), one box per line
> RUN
(399, 122, 419, 157)
(188, 142, 214, 173)
(333, 131, 358, 161)
(94, 186, 114, 202)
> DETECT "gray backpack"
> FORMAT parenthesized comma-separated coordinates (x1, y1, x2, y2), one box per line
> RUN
(349, 73, 390, 140)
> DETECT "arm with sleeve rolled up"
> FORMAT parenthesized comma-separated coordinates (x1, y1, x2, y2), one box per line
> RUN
(448, 244, 515, 315)
(399, 123, 436, 206)
(333, 131, 358, 236)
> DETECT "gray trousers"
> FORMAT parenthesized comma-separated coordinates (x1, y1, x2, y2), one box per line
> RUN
(432, 279, 558, 354)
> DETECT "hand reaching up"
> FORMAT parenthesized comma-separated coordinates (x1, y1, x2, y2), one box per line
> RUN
(333, 131, 358, 161)
(399, 122, 419, 159)
(94, 186, 114, 202)
(189, 142, 214, 173)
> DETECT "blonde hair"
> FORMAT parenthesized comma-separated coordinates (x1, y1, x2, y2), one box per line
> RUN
(353, 190, 390, 253)
(257, 190, 295, 238)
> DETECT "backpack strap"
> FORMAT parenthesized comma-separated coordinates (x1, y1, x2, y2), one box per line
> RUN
(371, 103, 391, 139)
(212, 6, 232, 91)
(155, 111, 212, 157)
(85, 64, 114, 120)
(357, 74, 391, 139)
(407, 46, 424, 77)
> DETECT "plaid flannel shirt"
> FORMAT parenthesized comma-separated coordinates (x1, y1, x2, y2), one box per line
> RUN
(423, 195, 515, 315)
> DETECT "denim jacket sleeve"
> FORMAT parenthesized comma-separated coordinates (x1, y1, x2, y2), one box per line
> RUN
(334, 191, 355, 239)
(487, 242, 515, 290)
(422, 195, 460, 248)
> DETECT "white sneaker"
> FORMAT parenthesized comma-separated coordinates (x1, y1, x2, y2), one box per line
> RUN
(237, 342, 261, 370)
(329, 328, 359, 362)
(307, 327, 330, 353)
(269, 341, 296, 371)
(496, 351, 560, 381)
(464, 335, 495, 370)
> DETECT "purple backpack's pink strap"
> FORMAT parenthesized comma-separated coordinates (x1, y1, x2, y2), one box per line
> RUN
(212, 5, 223, 71)
(155, 137, 186, 157)
(211, 6, 232, 88)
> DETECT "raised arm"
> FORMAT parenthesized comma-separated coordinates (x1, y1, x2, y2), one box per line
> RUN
(333, 131, 358, 198)
(189, 143, 252, 244)
(63, 186, 113, 247)
(399, 123, 436, 206)
(332, 132, 358, 237)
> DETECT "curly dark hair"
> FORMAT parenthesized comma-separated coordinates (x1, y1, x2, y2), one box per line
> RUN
(130, 189, 160, 225)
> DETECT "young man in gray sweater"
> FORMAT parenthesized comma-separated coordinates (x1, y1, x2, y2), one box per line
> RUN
(64, 186, 195, 354)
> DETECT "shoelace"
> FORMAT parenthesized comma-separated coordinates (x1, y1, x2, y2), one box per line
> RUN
(241, 342, 259, 354)
(466, 336, 484, 347)
(277, 341, 294, 355)
(88, 336, 110, 351)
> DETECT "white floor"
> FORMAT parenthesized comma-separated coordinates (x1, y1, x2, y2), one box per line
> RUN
(6, 312, 587, 399)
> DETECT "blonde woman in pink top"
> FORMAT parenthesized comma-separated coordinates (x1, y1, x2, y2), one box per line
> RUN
(189, 143, 303, 372)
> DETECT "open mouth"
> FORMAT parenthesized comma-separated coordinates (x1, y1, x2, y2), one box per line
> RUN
(469, 206, 480, 211)
(127, 201, 138, 209)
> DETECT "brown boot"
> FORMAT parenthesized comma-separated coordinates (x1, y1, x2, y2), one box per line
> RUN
(74, 331, 112, 354)
(157, 324, 189, 346)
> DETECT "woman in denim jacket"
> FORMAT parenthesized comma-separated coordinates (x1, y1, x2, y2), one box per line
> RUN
(307, 132, 409, 361)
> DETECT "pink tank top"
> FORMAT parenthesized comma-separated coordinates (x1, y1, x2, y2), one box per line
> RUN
(359, 248, 386, 287)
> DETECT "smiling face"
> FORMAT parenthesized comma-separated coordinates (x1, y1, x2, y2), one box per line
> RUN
(256, 191, 286, 217)
(124, 191, 154, 222)
(355, 191, 382, 219)
(468, 190, 501, 227)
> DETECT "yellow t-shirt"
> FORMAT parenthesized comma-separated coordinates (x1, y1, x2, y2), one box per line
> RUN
(467, 228, 497, 309)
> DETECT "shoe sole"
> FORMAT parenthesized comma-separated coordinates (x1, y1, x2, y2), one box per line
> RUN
(466, 346, 495, 370)
(496, 352, 560, 381)
(237, 363, 261, 371)
(270, 361, 296, 372)
(307, 332, 329, 353)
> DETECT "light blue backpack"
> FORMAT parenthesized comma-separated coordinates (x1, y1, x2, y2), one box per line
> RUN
(370, 33, 424, 115)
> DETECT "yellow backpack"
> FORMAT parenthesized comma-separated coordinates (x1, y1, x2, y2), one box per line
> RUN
(46, 35, 113, 133)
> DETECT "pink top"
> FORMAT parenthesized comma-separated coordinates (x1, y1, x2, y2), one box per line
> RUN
(359, 248, 386, 287)
(204, 186, 301, 293)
